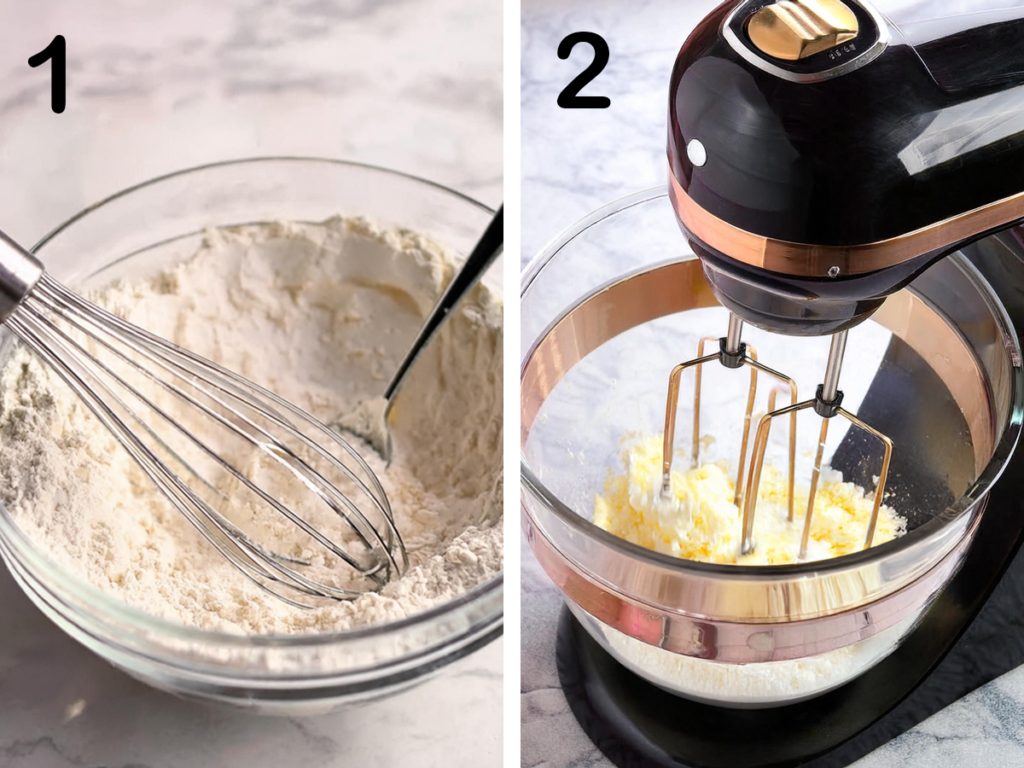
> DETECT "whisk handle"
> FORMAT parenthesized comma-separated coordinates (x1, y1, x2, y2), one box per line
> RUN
(0, 230, 43, 322)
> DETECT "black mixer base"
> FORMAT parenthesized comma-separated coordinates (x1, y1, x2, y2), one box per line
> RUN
(556, 456, 1024, 768)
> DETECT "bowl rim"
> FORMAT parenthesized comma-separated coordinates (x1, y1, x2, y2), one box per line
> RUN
(520, 186, 1024, 579)
(0, 155, 504, 651)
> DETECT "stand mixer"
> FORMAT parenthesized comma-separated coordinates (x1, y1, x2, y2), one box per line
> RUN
(665, 0, 1024, 560)
(522, 0, 1024, 764)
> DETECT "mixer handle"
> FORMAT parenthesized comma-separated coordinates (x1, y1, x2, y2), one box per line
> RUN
(667, 0, 1024, 335)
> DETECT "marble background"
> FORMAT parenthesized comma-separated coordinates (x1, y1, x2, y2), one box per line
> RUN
(520, 0, 1024, 766)
(0, 1, 502, 766)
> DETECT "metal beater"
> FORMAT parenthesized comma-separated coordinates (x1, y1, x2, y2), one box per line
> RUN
(661, 313, 893, 558)
(0, 229, 407, 608)
(662, 313, 798, 522)
(738, 328, 893, 558)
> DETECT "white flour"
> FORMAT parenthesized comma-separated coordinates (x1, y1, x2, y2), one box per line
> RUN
(0, 216, 503, 635)
(598, 614, 918, 706)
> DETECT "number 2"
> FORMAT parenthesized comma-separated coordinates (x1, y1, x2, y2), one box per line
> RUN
(28, 35, 66, 114)
(557, 32, 610, 109)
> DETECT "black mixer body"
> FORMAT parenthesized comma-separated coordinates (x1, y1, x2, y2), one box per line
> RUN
(669, 0, 1024, 335)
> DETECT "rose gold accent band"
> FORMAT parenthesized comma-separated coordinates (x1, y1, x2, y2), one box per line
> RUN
(522, 260, 990, 463)
(524, 507, 975, 662)
(670, 173, 1024, 278)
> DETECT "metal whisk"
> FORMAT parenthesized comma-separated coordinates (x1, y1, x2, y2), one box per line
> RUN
(661, 312, 893, 559)
(0, 231, 407, 608)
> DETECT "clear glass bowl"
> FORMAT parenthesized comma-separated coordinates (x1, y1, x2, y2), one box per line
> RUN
(521, 189, 1022, 707)
(0, 158, 503, 715)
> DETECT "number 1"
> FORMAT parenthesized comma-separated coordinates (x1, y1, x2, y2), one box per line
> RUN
(28, 35, 66, 114)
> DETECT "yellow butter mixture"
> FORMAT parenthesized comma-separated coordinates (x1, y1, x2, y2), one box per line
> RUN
(594, 434, 905, 565)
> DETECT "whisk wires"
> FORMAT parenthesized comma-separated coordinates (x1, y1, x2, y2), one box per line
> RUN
(7, 274, 408, 608)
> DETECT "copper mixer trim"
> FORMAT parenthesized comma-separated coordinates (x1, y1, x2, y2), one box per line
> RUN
(670, 174, 1024, 278)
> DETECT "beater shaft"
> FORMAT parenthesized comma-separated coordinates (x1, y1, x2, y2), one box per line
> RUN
(819, 331, 847, 410)
(724, 312, 743, 356)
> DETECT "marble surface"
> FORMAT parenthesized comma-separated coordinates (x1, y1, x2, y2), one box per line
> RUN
(0, 1, 502, 766)
(520, 0, 1024, 766)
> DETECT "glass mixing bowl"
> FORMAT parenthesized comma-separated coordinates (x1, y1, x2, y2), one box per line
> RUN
(521, 189, 1022, 707)
(0, 158, 503, 715)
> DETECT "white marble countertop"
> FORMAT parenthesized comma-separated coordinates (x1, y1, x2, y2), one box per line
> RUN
(0, 1, 502, 766)
(520, 0, 1024, 766)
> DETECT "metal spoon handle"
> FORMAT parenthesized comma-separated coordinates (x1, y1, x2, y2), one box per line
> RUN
(383, 205, 503, 403)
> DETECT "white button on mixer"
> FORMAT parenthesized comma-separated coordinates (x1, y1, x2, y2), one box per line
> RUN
(686, 138, 707, 167)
